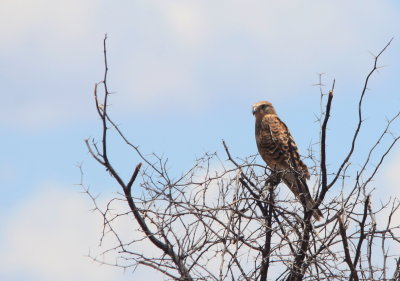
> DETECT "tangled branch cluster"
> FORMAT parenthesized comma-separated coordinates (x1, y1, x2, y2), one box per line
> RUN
(81, 36, 400, 281)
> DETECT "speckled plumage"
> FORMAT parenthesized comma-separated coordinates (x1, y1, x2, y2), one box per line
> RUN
(253, 101, 322, 220)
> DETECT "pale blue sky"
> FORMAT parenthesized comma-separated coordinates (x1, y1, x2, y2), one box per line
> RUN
(1, 1, 400, 280)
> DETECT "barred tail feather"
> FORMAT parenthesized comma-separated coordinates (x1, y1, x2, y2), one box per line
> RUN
(305, 198, 323, 221)
(282, 173, 323, 221)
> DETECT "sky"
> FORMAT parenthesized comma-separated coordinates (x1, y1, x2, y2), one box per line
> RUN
(0, 1, 400, 280)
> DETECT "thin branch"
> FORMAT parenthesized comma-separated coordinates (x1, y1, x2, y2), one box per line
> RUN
(318, 80, 335, 203)
(338, 215, 359, 281)
(328, 38, 393, 189)
(352, 196, 370, 277)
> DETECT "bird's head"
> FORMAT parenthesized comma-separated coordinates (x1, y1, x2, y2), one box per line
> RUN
(252, 101, 276, 117)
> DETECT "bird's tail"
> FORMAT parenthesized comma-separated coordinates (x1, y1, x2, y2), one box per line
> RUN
(282, 174, 324, 221)
(305, 197, 323, 221)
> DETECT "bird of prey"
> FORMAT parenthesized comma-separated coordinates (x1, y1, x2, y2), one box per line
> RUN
(252, 101, 323, 220)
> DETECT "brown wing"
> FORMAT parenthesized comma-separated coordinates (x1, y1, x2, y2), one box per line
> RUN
(256, 114, 310, 179)
(256, 114, 323, 220)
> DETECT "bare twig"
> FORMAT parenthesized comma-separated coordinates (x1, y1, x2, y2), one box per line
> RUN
(338, 215, 359, 281)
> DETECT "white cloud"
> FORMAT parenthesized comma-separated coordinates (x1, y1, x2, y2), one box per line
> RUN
(162, 2, 208, 48)
(1, 0, 398, 129)
(0, 0, 95, 52)
(0, 184, 162, 281)
(0, 0, 100, 131)
(384, 150, 400, 225)
(110, 0, 400, 114)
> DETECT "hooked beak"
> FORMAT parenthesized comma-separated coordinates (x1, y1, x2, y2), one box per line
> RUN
(252, 106, 257, 115)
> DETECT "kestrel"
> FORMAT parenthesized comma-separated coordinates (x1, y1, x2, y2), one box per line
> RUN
(252, 101, 322, 220)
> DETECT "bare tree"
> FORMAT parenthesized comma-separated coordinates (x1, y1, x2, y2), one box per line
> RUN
(81, 35, 400, 280)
